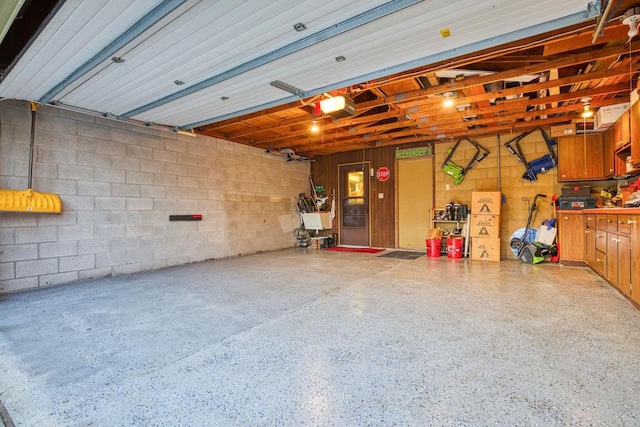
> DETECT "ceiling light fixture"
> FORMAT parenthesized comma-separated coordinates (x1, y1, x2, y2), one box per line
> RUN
(623, 7, 640, 39)
(310, 120, 319, 133)
(443, 92, 454, 107)
(320, 96, 355, 118)
(581, 97, 593, 118)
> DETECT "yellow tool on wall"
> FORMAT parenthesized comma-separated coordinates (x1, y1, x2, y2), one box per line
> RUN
(0, 102, 62, 214)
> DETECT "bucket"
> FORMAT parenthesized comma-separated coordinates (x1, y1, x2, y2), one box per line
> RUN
(426, 239, 441, 257)
(447, 236, 464, 259)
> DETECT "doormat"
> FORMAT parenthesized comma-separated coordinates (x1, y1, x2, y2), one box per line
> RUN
(378, 250, 425, 260)
(324, 246, 385, 253)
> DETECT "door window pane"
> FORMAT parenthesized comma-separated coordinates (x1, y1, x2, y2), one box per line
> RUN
(347, 171, 364, 197)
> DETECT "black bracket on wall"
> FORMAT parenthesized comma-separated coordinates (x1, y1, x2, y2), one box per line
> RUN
(169, 215, 202, 221)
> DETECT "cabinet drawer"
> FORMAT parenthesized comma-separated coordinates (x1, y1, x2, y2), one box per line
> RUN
(594, 249, 607, 277)
(617, 215, 631, 234)
(596, 214, 608, 230)
(606, 214, 618, 232)
(595, 229, 607, 253)
(585, 214, 596, 229)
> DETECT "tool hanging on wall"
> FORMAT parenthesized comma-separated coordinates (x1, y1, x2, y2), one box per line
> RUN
(441, 137, 490, 184)
(503, 127, 557, 182)
(0, 102, 62, 214)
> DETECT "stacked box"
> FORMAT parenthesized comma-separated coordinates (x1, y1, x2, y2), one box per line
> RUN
(470, 192, 502, 261)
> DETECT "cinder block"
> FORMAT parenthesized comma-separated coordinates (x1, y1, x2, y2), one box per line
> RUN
(126, 197, 153, 211)
(153, 173, 178, 187)
(95, 251, 126, 268)
(56, 195, 94, 211)
(141, 259, 167, 271)
(59, 254, 95, 272)
(0, 263, 15, 280)
(152, 149, 177, 163)
(125, 145, 153, 160)
(153, 245, 178, 260)
(16, 258, 58, 278)
(36, 146, 77, 165)
(153, 199, 177, 211)
(77, 181, 110, 196)
(178, 176, 198, 188)
(95, 141, 126, 157)
(140, 185, 165, 198)
(78, 122, 110, 140)
(77, 151, 110, 168)
(126, 224, 154, 237)
(110, 156, 140, 171)
(39, 240, 78, 258)
(139, 160, 165, 174)
(96, 224, 126, 239)
(95, 167, 126, 183)
(0, 228, 14, 245)
(79, 267, 112, 281)
(111, 183, 140, 197)
(78, 239, 110, 254)
(165, 163, 189, 177)
(165, 139, 187, 153)
(111, 211, 140, 224)
(187, 188, 208, 200)
(39, 271, 78, 288)
(15, 226, 58, 244)
(0, 277, 38, 293)
(113, 262, 142, 276)
(126, 170, 154, 185)
(77, 211, 110, 226)
(58, 225, 94, 241)
(33, 178, 77, 195)
(95, 196, 126, 211)
(177, 153, 200, 166)
(32, 162, 58, 178)
(164, 187, 183, 199)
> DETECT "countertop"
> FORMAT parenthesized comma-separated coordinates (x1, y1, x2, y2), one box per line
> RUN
(558, 208, 640, 214)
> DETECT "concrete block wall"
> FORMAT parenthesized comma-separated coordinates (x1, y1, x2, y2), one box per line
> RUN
(435, 132, 562, 259)
(0, 100, 309, 293)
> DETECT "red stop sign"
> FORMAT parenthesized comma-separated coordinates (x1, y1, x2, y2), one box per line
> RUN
(376, 167, 390, 182)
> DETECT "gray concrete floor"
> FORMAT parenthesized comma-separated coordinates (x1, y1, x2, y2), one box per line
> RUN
(1, 249, 639, 426)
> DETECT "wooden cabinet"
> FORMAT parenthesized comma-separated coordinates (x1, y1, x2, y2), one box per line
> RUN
(558, 212, 585, 264)
(584, 211, 639, 307)
(603, 128, 615, 178)
(557, 134, 605, 181)
(630, 215, 640, 306)
(612, 110, 630, 149)
(630, 100, 640, 167)
(584, 213, 596, 268)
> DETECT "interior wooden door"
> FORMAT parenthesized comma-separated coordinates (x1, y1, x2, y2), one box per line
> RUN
(398, 157, 433, 249)
(339, 164, 369, 247)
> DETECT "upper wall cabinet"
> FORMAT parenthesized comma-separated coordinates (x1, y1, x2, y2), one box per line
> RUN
(557, 134, 605, 181)
(631, 100, 640, 168)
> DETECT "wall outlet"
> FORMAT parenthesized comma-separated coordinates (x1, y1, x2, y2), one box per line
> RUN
(378, 193, 384, 199)
(445, 184, 450, 190)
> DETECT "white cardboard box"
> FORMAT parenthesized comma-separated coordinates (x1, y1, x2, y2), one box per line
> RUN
(594, 103, 630, 130)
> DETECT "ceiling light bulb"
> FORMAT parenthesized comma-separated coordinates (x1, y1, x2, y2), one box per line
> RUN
(629, 24, 639, 38)
(582, 109, 594, 118)
(310, 120, 319, 133)
(443, 92, 454, 107)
